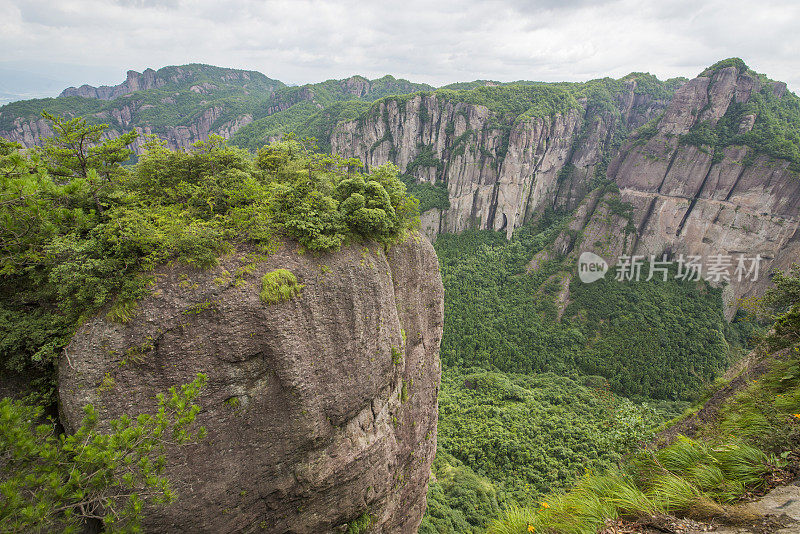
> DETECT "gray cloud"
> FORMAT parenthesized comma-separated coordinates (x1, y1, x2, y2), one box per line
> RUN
(114, 0, 178, 8)
(1, 0, 799, 94)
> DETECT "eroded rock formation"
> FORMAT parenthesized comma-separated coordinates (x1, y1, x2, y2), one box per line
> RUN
(330, 81, 670, 239)
(550, 67, 800, 314)
(59, 235, 443, 533)
(332, 66, 800, 313)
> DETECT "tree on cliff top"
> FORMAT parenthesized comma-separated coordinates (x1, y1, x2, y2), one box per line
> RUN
(0, 116, 419, 404)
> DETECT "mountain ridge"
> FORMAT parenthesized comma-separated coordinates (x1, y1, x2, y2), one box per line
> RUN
(1, 59, 798, 315)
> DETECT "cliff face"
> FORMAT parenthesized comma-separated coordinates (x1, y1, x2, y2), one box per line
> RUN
(58, 236, 444, 533)
(0, 103, 255, 153)
(331, 66, 800, 313)
(330, 81, 670, 240)
(559, 66, 800, 313)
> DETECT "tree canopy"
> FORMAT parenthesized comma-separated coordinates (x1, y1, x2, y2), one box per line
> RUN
(0, 114, 419, 404)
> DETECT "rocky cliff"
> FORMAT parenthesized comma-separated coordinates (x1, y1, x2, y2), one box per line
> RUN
(330, 63, 800, 313)
(539, 65, 800, 314)
(330, 78, 674, 239)
(58, 235, 444, 533)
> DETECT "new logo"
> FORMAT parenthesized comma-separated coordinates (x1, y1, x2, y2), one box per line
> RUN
(578, 252, 608, 283)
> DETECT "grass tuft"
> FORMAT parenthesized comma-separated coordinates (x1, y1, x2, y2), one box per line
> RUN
(488, 435, 774, 534)
(259, 269, 304, 305)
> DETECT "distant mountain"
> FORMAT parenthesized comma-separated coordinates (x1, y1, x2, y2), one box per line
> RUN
(0, 63, 430, 153)
(58, 64, 282, 100)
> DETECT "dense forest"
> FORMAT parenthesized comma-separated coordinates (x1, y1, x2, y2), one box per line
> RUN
(434, 222, 755, 401)
(423, 213, 761, 531)
(421, 369, 687, 533)
(487, 264, 800, 534)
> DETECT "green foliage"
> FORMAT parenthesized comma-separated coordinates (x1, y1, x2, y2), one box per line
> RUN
(741, 263, 800, 349)
(707, 344, 800, 452)
(488, 435, 773, 534)
(624, 72, 689, 100)
(0, 374, 207, 533)
(700, 57, 749, 77)
(680, 71, 800, 170)
(0, 117, 418, 401)
(437, 85, 580, 121)
(631, 113, 664, 143)
(434, 222, 743, 400)
(419, 452, 501, 534)
(259, 269, 304, 305)
(404, 144, 443, 176)
(1, 67, 430, 160)
(231, 100, 373, 153)
(0, 97, 105, 131)
(436, 369, 667, 507)
(399, 145, 450, 212)
(229, 101, 323, 152)
(344, 512, 372, 534)
(400, 178, 450, 212)
(228, 75, 430, 151)
(486, 266, 799, 534)
(267, 147, 418, 251)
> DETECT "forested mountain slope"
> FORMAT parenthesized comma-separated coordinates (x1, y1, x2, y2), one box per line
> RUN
(324, 60, 800, 319)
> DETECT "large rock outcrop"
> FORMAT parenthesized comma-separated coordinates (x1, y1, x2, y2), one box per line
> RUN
(549, 66, 800, 314)
(330, 80, 671, 240)
(0, 102, 256, 154)
(58, 235, 444, 533)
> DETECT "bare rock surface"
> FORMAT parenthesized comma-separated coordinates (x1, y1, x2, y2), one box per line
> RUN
(331, 81, 671, 241)
(752, 484, 800, 521)
(58, 234, 444, 533)
(542, 68, 800, 316)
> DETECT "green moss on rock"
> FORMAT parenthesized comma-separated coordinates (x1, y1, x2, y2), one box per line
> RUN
(259, 269, 304, 305)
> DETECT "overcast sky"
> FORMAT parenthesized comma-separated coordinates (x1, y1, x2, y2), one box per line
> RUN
(1, 0, 798, 100)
